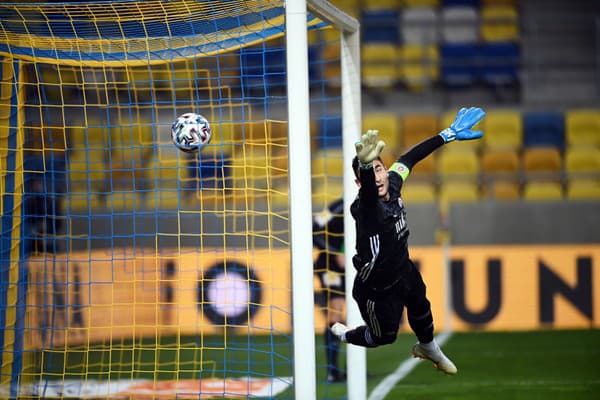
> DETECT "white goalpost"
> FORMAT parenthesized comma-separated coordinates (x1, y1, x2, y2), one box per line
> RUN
(288, 1, 363, 398)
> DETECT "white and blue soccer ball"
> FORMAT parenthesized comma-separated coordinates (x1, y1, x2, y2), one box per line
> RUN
(170, 112, 212, 153)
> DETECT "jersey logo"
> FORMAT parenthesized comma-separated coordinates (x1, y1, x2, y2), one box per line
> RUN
(398, 198, 403, 208)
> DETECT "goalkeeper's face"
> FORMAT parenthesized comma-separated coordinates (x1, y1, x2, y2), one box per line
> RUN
(373, 159, 390, 200)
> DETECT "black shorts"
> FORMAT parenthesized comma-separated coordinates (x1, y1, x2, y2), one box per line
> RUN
(314, 252, 345, 299)
(352, 259, 428, 338)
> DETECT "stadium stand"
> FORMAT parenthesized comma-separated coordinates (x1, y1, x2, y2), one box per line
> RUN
(401, 113, 439, 149)
(437, 148, 480, 183)
(401, 6, 439, 45)
(565, 109, 600, 148)
(480, 4, 520, 42)
(523, 111, 565, 149)
(523, 180, 563, 200)
(361, 43, 399, 90)
(399, 44, 440, 91)
(482, 109, 522, 149)
(440, 5, 479, 44)
(401, 180, 437, 203)
(566, 179, 600, 200)
(564, 147, 600, 179)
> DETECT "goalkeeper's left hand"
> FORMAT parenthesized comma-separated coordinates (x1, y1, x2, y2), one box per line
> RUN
(439, 107, 486, 143)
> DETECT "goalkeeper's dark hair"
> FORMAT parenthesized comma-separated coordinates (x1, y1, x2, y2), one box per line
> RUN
(352, 155, 383, 179)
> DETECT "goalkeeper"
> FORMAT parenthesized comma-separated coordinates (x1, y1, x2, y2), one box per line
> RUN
(331, 107, 486, 375)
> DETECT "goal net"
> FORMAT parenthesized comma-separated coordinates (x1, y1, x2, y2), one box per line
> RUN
(0, 0, 360, 398)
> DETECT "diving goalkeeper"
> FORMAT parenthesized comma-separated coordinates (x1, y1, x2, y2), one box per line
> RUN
(331, 107, 486, 375)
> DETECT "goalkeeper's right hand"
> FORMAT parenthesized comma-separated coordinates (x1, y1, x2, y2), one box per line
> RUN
(355, 130, 386, 166)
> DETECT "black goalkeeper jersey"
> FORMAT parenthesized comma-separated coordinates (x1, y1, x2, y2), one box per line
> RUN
(350, 134, 444, 292)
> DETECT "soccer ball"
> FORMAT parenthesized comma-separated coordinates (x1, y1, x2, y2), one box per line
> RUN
(170, 112, 212, 153)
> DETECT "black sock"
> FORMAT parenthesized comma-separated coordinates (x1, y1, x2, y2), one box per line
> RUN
(345, 325, 379, 348)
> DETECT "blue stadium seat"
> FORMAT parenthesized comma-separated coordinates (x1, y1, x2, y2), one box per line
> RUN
(240, 45, 286, 93)
(442, 0, 480, 6)
(361, 9, 401, 44)
(479, 42, 520, 86)
(523, 112, 565, 149)
(440, 43, 478, 87)
(318, 116, 342, 148)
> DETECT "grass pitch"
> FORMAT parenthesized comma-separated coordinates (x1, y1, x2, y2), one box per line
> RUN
(34, 329, 599, 399)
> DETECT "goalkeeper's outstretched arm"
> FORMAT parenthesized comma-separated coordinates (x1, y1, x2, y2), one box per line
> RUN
(391, 106, 486, 180)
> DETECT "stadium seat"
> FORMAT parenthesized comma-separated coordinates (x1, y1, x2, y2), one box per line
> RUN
(401, 180, 437, 203)
(566, 179, 600, 200)
(523, 181, 563, 201)
(481, 148, 520, 177)
(318, 116, 343, 148)
(408, 154, 436, 181)
(439, 181, 480, 206)
(565, 109, 600, 148)
(523, 112, 565, 149)
(362, 112, 401, 153)
(361, 8, 400, 43)
(362, 0, 401, 9)
(401, 113, 439, 150)
(480, 5, 520, 42)
(478, 42, 520, 87)
(440, 43, 478, 87)
(564, 147, 600, 179)
(483, 179, 520, 200)
(522, 147, 562, 180)
(312, 148, 344, 178)
(482, 109, 522, 150)
(437, 148, 480, 183)
(404, 0, 440, 6)
(442, 0, 480, 5)
(399, 44, 439, 91)
(321, 42, 342, 90)
(361, 43, 399, 89)
(401, 7, 439, 45)
(440, 5, 479, 44)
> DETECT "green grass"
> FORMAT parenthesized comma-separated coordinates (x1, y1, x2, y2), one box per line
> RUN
(31, 329, 600, 399)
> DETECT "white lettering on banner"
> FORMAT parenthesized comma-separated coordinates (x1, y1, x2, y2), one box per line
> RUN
(6, 377, 293, 399)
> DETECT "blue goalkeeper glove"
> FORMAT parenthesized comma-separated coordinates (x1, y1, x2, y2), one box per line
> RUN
(439, 107, 486, 143)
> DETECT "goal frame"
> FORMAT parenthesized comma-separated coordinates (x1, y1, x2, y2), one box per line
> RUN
(288, 1, 363, 398)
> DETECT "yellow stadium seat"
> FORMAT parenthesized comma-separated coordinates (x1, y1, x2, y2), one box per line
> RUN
(523, 181, 563, 201)
(483, 179, 520, 200)
(322, 42, 342, 89)
(401, 113, 439, 150)
(437, 149, 480, 183)
(312, 148, 344, 178)
(480, 5, 520, 42)
(402, 0, 440, 6)
(522, 147, 562, 181)
(566, 179, 600, 200)
(362, 43, 399, 89)
(482, 110, 522, 150)
(363, 112, 401, 151)
(401, 180, 436, 204)
(362, 0, 400, 9)
(398, 45, 439, 92)
(564, 147, 600, 179)
(407, 154, 436, 181)
(481, 148, 520, 176)
(439, 181, 480, 207)
(565, 109, 600, 148)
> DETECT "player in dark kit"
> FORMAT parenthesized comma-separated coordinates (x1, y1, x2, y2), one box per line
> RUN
(331, 107, 486, 375)
(313, 198, 347, 382)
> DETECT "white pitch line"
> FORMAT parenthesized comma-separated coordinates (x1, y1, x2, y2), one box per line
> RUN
(368, 331, 453, 400)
